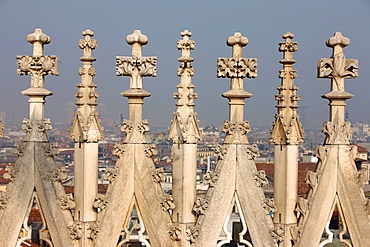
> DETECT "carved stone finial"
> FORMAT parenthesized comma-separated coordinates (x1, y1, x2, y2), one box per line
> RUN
(126, 30, 148, 57)
(79, 29, 97, 58)
(169, 30, 201, 144)
(271, 32, 303, 145)
(116, 30, 156, 91)
(326, 32, 350, 48)
(318, 32, 357, 144)
(26, 28, 50, 56)
(70, 29, 103, 143)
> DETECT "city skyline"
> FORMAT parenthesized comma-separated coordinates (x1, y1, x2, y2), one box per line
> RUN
(1, 1, 370, 130)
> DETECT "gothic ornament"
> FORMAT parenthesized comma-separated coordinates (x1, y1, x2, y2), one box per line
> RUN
(185, 226, 199, 244)
(152, 167, 166, 183)
(161, 195, 175, 212)
(193, 197, 209, 215)
(94, 194, 109, 210)
(144, 144, 158, 158)
(203, 170, 218, 187)
(68, 222, 83, 240)
(169, 225, 182, 241)
(0, 191, 9, 210)
(112, 143, 126, 157)
(103, 167, 119, 184)
(254, 170, 269, 187)
(59, 194, 76, 210)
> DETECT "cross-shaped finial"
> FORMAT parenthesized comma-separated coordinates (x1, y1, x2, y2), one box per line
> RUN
(26, 28, 50, 57)
(177, 30, 195, 63)
(218, 32, 257, 90)
(280, 32, 298, 61)
(79, 29, 97, 58)
(116, 30, 156, 90)
(17, 28, 58, 89)
(126, 30, 148, 58)
(318, 32, 358, 92)
(227, 32, 248, 59)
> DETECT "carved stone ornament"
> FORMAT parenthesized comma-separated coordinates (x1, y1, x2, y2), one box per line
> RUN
(169, 225, 182, 241)
(213, 144, 228, 160)
(103, 167, 119, 184)
(185, 226, 199, 244)
(193, 197, 209, 215)
(68, 222, 83, 240)
(42, 143, 60, 157)
(314, 145, 327, 163)
(152, 167, 166, 183)
(37, 118, 52, 132)
(295, 198, 309, 222)
(3, 166, 18, 182)
(21, 118, 33, 133)
(221, 120, 236, 135)
(116, 56, 157, 89)
(246, 144, 259, 160)
(59, 194, 75, 210)
(93, 194, 108, 210)
(0, 191, 9, 210)
(203, 170, 218, 187)
(137, 119, 150, 134)
(161, 195, 175, 212)
(52, 166, 68, 182)
(120, 119, 133, 135)
(272, 226, 285, 244)
(144, 144, 158, 157)
(13, 142, 26, 157)
(279, 40, 298, 53)
(239, 121, 251, 135)
(322, 121, 352, 144)
(217, 58, 257, 79)
(263, 198, 277, 215)
(305, 170, 319, 190)
(17, 55, 58, 88)
(112, 143, 126, 157)
(254, 170, 269, 187)
(86, 223, 99, 240)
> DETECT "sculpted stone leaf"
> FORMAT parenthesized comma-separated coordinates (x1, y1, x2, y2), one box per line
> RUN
(0, 191, 9, 210)
(193, 197, 209, 215)
(103, 167, 119, 183)
(169, 225, 182, 241)
(144, 144, 158, 157)
(185, 226, 199, 244)
(94, 194, 108, 210)
(161, 195, 175, 212)
(254, 170, 269, 187)
(68, 222, 83, 240)
(59, 194, 75, 210)
(152, 167, 166, 183)
(263, 198, 277, 215)
(203, 171, 218, 187)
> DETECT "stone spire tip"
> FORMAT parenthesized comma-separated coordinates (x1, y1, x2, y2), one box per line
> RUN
(82, 29, 94, 37)
(126, 30, 148, 46)
(326, 32, 350, 48)
(227, 32, 248, 47)
(283, 32, 294, 40)
(26, 28, 50, 45)
(180, 30, 192, 38)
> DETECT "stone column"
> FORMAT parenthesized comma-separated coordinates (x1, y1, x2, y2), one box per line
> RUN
(168, 30, 201, 246)
(70, 29, 103, 247)
(270, 32, 304, 247)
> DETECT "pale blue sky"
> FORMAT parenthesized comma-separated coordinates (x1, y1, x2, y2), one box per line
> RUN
(1, 0, 370, 129)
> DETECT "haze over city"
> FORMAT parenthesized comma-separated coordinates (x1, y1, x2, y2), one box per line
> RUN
(1, 0, 370, 130)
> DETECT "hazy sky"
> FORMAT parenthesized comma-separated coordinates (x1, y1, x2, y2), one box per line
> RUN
(1, 0, 370, 130)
